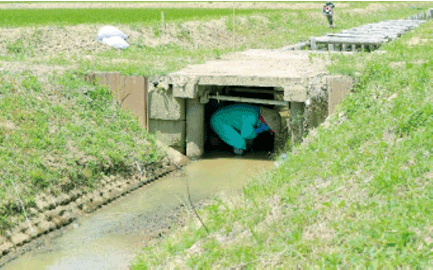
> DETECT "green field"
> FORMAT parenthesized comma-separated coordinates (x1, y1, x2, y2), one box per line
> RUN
(0, 8, 271, 27)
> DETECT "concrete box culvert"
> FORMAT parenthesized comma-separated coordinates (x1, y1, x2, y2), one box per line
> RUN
(88, 51, 354, 160)
(148, 50, 354, 159)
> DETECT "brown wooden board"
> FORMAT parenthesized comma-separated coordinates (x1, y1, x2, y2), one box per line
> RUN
(122, 76, 148, 130)
(93, 72, 108, 86)
(106, 72, 121, 94)
(327, 76, 353, 115)
(86, 73, 149, 131)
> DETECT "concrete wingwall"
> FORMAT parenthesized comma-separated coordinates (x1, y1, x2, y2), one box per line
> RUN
(300, 74, 354, 144)
(85, 72, 149, 130)
(148, 83, 186, 154)
(303, 74, 354, 129)
(327, 75, 354, 115)
(86, 72, 190, 160)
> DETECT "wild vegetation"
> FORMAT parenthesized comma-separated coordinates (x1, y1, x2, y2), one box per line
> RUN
(131, 3, 433, 270)
(0, 1, 432, 267)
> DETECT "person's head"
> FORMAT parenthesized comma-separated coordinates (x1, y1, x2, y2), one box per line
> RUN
(259, 107, 281, 134)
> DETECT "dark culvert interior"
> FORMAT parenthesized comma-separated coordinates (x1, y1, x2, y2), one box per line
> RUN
(203, 86, 277, 158)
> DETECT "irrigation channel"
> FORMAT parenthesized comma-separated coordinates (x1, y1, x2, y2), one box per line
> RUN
(3, 11, 430, 269)
(3, 152, 273, 269)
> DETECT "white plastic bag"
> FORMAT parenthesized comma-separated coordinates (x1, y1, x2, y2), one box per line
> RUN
(96, 26, 127, 42)
(101, 36, 129, 49)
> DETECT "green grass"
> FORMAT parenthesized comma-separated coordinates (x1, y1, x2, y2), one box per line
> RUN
(0, 8, 271, 27)
(78, 43, 233, 77)
(131, 11, 433, 270)
(0, 71, 164, 233)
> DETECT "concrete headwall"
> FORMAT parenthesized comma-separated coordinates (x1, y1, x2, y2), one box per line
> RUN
(147, 80, 187, 154)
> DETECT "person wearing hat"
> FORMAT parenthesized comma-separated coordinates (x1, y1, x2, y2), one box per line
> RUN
(210, 104, 280, 155)
(321, 1, 335, 28)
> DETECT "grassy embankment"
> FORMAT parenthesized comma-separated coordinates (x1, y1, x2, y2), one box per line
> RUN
(0, 1, 431, 263)
(0, 73, 165, 233)
(132, 5, 433, 270)
(0, 6, 282, 235)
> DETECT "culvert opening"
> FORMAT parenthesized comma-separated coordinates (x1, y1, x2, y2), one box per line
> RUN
(203, 86, 282, 158)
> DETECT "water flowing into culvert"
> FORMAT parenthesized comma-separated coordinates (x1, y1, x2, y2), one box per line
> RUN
(4, 153, 274, 270)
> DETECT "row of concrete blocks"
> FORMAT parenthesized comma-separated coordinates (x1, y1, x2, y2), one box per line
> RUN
(0, 166, 174, 262)
(301, 21, 423, 52)
(283, 9, 431, 52)
(407, 8, 433, 20)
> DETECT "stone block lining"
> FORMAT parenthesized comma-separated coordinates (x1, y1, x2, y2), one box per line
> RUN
(0, 161, 176, 265)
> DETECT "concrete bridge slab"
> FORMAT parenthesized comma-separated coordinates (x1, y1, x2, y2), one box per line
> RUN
(168, 50, 332, 102)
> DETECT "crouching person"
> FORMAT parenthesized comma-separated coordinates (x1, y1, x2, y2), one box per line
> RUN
(210, 104, 280, 155)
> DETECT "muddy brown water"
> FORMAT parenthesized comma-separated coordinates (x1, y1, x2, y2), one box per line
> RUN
(4, 153, 273, 269)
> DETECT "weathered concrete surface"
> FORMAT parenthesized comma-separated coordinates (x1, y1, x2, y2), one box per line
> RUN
(156, 140, 190, 167)
(169, 50, 332, 102)
(149, 119, 186, 154)
(186, 99, 205, 158)
(427, 8, 433, 19)
(287, 101, 309, 147)
(148, 88, 185, 120)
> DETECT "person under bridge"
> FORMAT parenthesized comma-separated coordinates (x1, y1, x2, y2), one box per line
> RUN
(210, 104, 281, 155)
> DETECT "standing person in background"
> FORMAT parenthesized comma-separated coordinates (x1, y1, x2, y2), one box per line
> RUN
(322, 1, 335, 28)
(210, 104, 281, 155)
